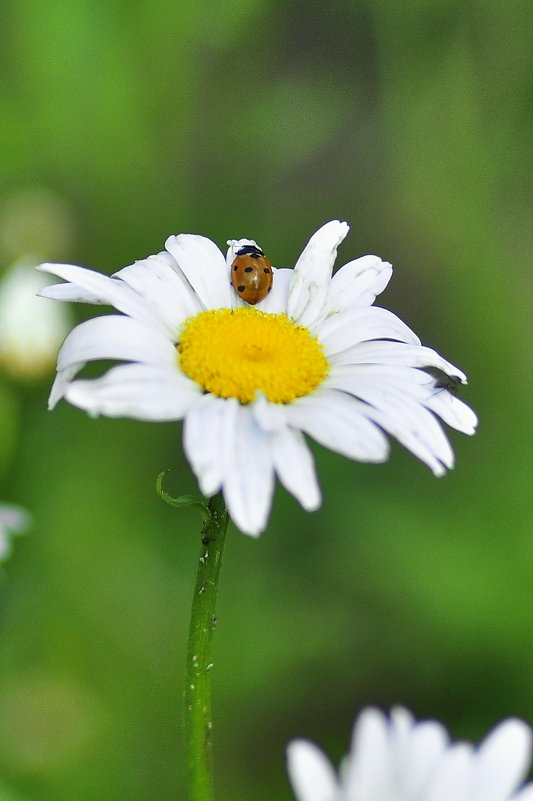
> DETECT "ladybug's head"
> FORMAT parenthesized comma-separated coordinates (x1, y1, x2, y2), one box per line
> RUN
(236, 244, 264, 259)
(226, 237, 264, 269)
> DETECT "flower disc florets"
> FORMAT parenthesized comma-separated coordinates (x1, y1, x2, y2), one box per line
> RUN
(178, 307, 328, 404)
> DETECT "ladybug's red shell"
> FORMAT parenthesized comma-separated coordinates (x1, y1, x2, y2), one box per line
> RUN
(230, 245, 273, 305)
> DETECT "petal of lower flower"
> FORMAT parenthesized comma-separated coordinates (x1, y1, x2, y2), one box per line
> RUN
(287, 740, 340, 801)
(346, 708, 393, 798)
(425, 744, 472, 801)
(391, 714, 448, 798)
(471, 719, 532, 801)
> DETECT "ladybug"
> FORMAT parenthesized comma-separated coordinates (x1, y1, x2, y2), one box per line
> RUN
(230, 244, 273, 305)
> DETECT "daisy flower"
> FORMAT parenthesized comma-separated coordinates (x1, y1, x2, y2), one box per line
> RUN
(0, 257, 71, 379)
(0, 503, 31, 562)
(287, 706, 533, 801)
(38, 221, 477, 536)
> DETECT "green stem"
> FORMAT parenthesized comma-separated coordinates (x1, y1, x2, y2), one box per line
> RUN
(185, 492, 229, 801)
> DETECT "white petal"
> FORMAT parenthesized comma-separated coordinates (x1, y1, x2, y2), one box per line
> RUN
(250, 395, 320, 509)
(329, 361, 434, 387)
(426, 391, 478, 435)
(345, 708, 392, 798)
(327, 371, 454, 474)
(330, 361, 477, 437)
(330, 340, 466, 381)
(318, 307, 421, 354)
(39, 280, 108, 305)
(269, 426, 321, 511)
(287, 221, 349, 329)
(515, 787, 533, 801)
(326, 255, 393, 312)
(165, 233, 232, 310)
(56, 315, 177, 373)
(389, 706, 416, 737)
(284, 389, 389, 463)
(287, 740, 340, 801)
(471, 719, 532, 801)
(368, 407, 449, 475)
(221, 404, 275, 536)
(425, 744, 472, 801)
(65, 363, 201, 420)
(186, 396, 276, 535)
(251, 392, 288, 433)
(114, 251, 202, 334)
(50, 315, 177, 407)
(393, 718, 449, 798)
(49, 366, 80, 409)
(183, 395, 239, 498)
(38, 261, 169, 334)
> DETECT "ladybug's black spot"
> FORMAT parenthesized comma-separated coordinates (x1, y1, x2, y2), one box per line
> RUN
(233, 264, 238, 270)
(267, 285, 272, 292)
(244, 266, 253, 273)
(237, 285, 245, 292)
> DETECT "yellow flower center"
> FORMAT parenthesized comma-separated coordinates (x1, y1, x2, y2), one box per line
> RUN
(178, 307, 329, 404)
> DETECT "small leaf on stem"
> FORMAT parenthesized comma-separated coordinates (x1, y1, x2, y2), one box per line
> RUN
(156, 471, 211, 524)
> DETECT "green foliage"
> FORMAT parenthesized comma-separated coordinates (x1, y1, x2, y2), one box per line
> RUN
(0, 780, 32, 801)
(0, 1, 530, 799)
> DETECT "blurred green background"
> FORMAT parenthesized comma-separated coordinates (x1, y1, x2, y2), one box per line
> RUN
(0, 0, 531, 799)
